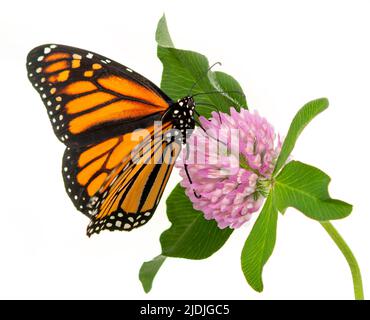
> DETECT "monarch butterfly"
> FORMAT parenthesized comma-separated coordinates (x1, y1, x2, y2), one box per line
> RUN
(26, 44, 197, 236)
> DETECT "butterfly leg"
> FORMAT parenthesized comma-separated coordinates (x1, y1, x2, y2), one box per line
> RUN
(184, 143, 201, 198)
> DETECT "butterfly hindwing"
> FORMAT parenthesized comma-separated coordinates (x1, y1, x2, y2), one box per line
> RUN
(26, 44, 172, 147)
(85, 122, 181, 236)
(62, 124, 160, 216)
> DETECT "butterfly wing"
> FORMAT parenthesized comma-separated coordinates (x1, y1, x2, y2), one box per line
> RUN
(85, 122, 181, 236)
(62, 128, 151, 217)
(26, 44, 172, 147)
(27, 44, 182, 234)
(62, 119, 178, 220)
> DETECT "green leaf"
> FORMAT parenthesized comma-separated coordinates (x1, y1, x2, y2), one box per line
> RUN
(139, 255, 166, 293)
(241, 192, 278, 292)
(138, 15, 240, 294)
(155, 15, 174, 47)
(160, 184, 233, 259)
(156, 15, 247, 117)
(213, 71, 248, 109)
(274, 161, 352, 220)
(273, 98, 329, 175)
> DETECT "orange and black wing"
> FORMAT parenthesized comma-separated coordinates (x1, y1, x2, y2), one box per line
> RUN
(26, 44, 173, 147)
(62, 121, 180, 235)
(85, 123, 181, 236)
(27, 44, 182, 235)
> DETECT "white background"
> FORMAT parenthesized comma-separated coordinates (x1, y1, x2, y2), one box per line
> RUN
(0, 0, 369, 299)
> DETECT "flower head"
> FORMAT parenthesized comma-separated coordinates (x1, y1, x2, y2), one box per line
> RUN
(177, 107, 280, 229)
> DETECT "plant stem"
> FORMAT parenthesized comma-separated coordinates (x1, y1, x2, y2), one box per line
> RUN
(320, 221, 364, 300)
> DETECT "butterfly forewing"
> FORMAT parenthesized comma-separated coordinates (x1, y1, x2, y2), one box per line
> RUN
(26, 44, 172, 147)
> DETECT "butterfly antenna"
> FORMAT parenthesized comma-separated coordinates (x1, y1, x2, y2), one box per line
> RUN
(192, 90, 246, 100)
(188, 62, 222, 97)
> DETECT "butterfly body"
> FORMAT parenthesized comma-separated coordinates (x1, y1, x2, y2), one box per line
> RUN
(27, 44, 196, 236)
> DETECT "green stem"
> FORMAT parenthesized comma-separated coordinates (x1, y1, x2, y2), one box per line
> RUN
(320, 221, 364, 300)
